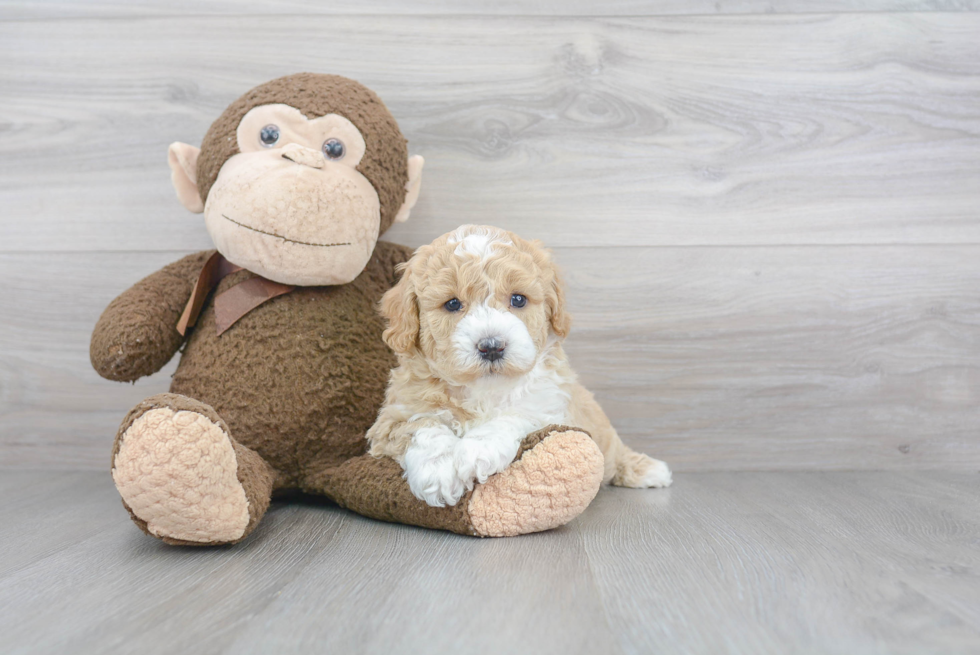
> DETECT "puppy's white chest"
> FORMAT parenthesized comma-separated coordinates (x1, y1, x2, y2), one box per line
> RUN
(459, 368, 572, 431)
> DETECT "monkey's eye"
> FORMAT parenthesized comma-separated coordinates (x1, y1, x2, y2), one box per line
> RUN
(322, 138, 346, 160)
(510, 294, 527, 308)
(259, 124, 280, 147)
(444, 298, 462, 312)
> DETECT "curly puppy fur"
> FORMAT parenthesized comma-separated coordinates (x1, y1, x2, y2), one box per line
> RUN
(367, 225, 672, 507)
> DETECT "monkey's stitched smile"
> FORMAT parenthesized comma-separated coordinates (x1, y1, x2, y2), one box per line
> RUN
(222, 214, 351, 248)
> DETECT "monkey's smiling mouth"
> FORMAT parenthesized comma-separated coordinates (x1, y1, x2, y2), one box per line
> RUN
(222, 214, 351, 248)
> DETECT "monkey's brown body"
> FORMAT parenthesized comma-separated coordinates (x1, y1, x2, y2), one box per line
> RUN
(170, 243, 408, 484)
(91, 73, 605, 545)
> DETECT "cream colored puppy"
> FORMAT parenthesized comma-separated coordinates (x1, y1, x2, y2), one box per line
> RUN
(367, 225, 672, 507)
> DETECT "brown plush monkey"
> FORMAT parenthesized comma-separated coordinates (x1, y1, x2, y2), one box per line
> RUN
(91, 74, 605, 545)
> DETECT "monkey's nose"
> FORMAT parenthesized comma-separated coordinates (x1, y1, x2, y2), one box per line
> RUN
(477, 337, 505, 363)
(280, 143, 325, 169)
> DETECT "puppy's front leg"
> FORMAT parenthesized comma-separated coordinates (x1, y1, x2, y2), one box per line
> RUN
(404, 425, 467, 507)
(454, 417, 535, 489)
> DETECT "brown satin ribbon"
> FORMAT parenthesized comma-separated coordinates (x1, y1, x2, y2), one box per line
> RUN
(176, 252, 295, 337)
(213, 276, 294, 335)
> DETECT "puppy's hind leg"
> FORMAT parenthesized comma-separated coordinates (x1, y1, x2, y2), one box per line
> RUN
(569, 384, 672, 489)
(611, 445, 673, 488)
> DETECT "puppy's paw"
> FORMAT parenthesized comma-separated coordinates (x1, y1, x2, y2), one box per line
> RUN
(404, 447, 467, 507)
(639, 458, 673, 488)
(612, 450, 673, 489)
(454, 437, 517, 488)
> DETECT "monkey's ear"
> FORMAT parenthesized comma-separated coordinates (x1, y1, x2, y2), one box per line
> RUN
(393, 155, 424, 224)
(167, 142, 204, 214)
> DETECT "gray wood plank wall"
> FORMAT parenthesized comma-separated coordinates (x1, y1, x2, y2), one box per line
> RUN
(1, 3, 978, 470)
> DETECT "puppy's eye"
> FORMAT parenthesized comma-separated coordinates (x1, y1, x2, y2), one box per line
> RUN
(444, 298, 462, 312)
(259, 124, 280, 147)
(510, 294, 527, 308)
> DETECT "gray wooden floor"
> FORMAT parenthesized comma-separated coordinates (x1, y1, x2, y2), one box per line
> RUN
(1, 470, 977, 655)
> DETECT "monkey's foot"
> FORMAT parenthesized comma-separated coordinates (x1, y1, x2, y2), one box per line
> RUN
(466, 426, 604, 537)
(111, 393, 274, 546)
(314, 425, 604, 537)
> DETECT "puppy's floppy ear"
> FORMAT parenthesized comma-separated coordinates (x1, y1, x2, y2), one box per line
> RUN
(381, 261, 420, 355)
(546, 262, 572, 339)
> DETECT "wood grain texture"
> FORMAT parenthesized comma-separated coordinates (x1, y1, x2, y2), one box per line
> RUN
(1, 471, 978, 654)
(0, 252, 179, 469)
(2, 8, 979, 471)
(4, 0, 980, 19)
(3, 246, 978, 471)
(1, 14, 979, 251)
(577, 471, 980, 654)
(563, 245, 980, 470)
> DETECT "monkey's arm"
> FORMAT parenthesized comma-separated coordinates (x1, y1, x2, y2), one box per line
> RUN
(90, 250, 214, 382)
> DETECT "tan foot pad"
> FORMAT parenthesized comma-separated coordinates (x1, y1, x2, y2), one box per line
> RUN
(468, 430, 604, 537)
(112, 408, 249, 544)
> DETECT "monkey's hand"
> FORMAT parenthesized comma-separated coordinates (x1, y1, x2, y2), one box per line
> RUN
(90, 251, 213, 382)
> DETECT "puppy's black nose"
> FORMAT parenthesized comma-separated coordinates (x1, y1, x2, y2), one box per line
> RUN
(477, 337, 505, 362)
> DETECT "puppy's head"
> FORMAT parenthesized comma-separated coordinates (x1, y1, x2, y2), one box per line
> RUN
(381, 225, 571, 384)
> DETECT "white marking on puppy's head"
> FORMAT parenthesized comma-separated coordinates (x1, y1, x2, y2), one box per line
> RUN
(379, 225, 572, 385)
(448, 224, 512, 259)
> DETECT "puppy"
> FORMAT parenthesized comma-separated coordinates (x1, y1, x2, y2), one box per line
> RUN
(367, 225, 672, 507)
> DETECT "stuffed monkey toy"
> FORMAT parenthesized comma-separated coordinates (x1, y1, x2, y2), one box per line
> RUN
(91, 74, 605, 545)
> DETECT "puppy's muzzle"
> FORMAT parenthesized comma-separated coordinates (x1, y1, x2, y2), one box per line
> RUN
(477, 337, 505, 363)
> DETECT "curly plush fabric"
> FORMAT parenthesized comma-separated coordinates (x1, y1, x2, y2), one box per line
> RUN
(167, 241, 412, 484)
(112, 393, 277, 546)
(308, 455, 479, 536)
(91, 251, 212, 382)
(309, 426, 604, 537)
(195, 73, 409, 234)
(469, 430, 604, 537)
(113, 407, 248, 543)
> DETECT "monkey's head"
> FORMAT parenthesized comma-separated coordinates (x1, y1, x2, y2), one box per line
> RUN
(168, 73, 424, 286)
